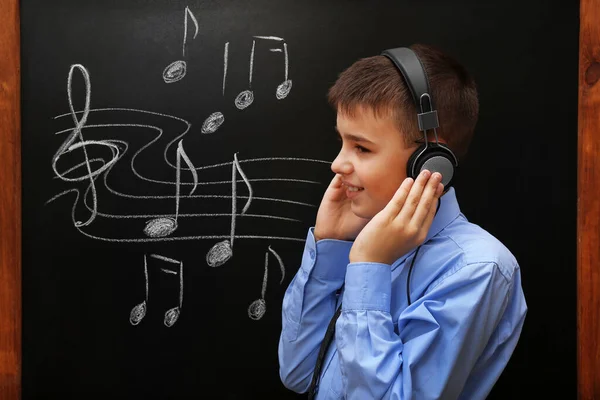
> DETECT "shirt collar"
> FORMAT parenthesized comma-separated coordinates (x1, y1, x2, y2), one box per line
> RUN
(390, 187, 462, 271)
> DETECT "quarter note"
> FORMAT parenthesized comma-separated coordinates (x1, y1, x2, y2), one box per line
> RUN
(199, 42, 229, 134)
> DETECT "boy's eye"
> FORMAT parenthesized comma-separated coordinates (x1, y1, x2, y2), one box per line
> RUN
(355, 145, 370, 153)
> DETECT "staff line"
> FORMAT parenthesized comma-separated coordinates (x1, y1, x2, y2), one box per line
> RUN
(55, 189, 307, 243)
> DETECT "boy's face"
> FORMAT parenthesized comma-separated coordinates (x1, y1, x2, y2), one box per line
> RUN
(331, 106, 417, 219)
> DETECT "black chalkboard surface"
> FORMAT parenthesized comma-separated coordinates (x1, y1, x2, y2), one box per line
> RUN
(21, 1, 579, 398)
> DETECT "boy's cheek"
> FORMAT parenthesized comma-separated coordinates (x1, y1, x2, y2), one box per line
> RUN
(373, 189, 395, 208)
(364, 196, 387, 218)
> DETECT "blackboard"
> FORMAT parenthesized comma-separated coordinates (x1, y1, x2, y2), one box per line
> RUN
(20, 1, 579, 398)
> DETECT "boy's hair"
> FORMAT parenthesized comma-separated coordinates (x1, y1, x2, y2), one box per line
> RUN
(327, 43, 479, 160)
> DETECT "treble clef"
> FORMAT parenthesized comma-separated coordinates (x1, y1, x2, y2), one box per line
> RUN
(52, 64, 120, 227)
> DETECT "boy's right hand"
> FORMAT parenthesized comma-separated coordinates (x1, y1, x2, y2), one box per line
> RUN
(313, 174, 370, 242)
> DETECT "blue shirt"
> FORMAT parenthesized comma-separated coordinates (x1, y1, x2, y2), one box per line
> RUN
(278, 187, 527, 399)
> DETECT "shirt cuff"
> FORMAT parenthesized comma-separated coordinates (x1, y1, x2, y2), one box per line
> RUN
(342, 262, 392, 313)
(300, 227, 353, 281)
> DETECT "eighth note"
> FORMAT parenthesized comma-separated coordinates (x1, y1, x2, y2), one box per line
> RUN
(130, 254, 184, 327)
(248, 246, 285, 320)
(144, 140, 198, 237)
(206, 153, 253, 267)
(162, 6, 199, 83)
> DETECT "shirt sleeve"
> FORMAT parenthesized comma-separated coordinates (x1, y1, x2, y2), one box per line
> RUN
(336, 260, 525, 400)
(278, 227, 353, 393)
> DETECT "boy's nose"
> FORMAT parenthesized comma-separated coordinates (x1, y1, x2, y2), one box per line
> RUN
(331, 152, 352, 175)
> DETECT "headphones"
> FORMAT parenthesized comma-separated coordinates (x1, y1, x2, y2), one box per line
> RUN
(381, 47, 458, 189)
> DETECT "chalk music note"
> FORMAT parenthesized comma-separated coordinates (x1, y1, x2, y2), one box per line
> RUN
(201, 37, 292, 133)
(248, 246, 285, 320)
(201, 111, 225, 134)
(253, 36, 293, 100)
(130, 254, 184, 327)
(222, 41, 229, 96)
(143, 140, 198, 237)
(162, 6, 199, 83)
(205, 153, 253, 267)
(234, 40, 256, 110)
(51, 64, 120, 227)
(199, 42, 230, 134)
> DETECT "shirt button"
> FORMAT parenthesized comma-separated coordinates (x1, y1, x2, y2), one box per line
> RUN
(309, 249, 316, 260)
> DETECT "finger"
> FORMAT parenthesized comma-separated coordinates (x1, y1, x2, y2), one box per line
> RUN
(326, 174, 346, 201)
(383, 177, 414, 217)
(420, 192, 439, 239)
(436, 182, 444, 197)
(425, 184, 444, 224)
(329, 173, 343, 188)
(411, 172, 443, 226)
(397, 169, 432, 221)
(412, 182, 443, 243)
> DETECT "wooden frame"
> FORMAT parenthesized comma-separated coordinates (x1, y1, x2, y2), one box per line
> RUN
(0, 0, 598, 398)
(577, 0, 600, 398)
(0, 0, 21, 398)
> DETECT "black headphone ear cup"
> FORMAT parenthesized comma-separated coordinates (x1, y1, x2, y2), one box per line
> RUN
(406, 143, 427, 180)
(407, 143, 457, 188)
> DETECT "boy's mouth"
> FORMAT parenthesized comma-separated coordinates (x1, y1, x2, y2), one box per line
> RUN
(342, 181, 364, 191)
(346, 186, 364, 192)
(343, 181, 365, 199)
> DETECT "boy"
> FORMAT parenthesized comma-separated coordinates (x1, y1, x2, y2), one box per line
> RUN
(278, 44, 527, 399)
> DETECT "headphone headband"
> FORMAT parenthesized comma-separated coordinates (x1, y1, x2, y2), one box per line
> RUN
(381, 47, 439, 132)
(381, 46, 458, 188)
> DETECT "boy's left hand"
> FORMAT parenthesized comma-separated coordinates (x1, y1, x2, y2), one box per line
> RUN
(349, 170, 444, 265)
